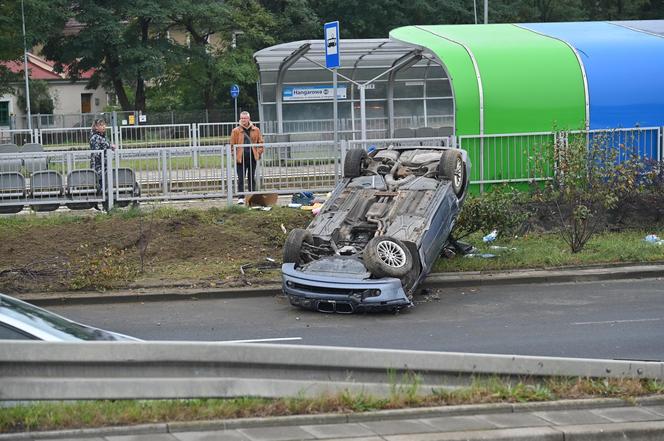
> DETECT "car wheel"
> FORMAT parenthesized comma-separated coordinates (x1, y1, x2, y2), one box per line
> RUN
(283, 228, 313, 265)
(438, 150, 466, 197)
(364, 236, 413, 278)
(344, 148, 368, 178)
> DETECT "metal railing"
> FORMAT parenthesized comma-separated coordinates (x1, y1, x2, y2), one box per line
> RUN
(2, 126, 662, 213)
(2, 341, 662, 400)
(119, 123, 193, 150)
(0, 128, 36, 146)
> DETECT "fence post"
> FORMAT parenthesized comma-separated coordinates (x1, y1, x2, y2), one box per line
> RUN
(226, 144, 234, 206)
(66, 151, 74, 175)
(338, 139, 347, 184)
(479, 136, 485, 194)
(191, 124, 199, 168)
(161, 149, 169, 195)
(106, 149, 114, 211)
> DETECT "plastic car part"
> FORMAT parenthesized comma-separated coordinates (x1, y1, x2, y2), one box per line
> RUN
(438, 150, 465, 196)
(344, 148, 368, 178)
(283, 228, 313, 265)
(363, 236, 413, 278)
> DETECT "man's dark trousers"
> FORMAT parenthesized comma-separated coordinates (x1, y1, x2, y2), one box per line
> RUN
(236, 149, 257, 193)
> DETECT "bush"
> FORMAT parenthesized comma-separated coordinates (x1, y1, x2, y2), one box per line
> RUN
(453, 186, 530, 240)
(532, 131, 655, 253)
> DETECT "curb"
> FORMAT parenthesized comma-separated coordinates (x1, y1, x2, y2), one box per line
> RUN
(424, 263, 664, 288)
(18, 264, 664, 306)
(2, 397, 662, 440)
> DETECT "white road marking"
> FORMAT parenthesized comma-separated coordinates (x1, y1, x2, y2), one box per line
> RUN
(220, 337, 302, 343)
(572, 318, 664, 326)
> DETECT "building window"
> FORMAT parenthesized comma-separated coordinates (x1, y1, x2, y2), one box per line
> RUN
(0, 101, 9, 126)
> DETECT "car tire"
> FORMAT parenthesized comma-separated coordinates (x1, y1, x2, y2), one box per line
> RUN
(364, 236, 413, 278)
(344, 148, 367, 178)
(283, 228, 313, 265)
(438, 150, 466, 197)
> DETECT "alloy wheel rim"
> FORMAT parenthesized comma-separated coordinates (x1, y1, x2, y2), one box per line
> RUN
(376, 240, 406, 268)
(454, 157, 463, 188)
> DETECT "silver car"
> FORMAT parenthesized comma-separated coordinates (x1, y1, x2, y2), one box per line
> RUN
(0, 293, 139, 341)
(282, 145, 470, 313)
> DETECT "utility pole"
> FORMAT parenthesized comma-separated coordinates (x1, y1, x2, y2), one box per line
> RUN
(484, 0, 488, 24)
(21, 0, 32, 131)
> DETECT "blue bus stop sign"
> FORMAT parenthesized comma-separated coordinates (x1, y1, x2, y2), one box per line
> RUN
(230, 84, 240, 98)
(324, 21, 340, 69)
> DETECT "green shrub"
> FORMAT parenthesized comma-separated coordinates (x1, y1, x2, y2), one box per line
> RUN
(453, 186, 530, 240)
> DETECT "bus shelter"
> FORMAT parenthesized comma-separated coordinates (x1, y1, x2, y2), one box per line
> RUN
(253, 39, 455, 140)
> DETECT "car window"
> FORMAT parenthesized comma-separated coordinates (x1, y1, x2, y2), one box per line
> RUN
(0, 296, 122, 341)
(0, 322, 37, 340)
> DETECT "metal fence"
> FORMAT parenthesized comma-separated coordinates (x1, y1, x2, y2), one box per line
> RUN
(0, 128, 36, 146)
(1, 126, 663, 213)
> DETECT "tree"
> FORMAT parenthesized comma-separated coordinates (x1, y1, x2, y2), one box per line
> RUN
(16, 79, 54, 114)
(42, 0, 173, 111)
(0, 0, 68, 95)
(260, 0, 320, 43)
(161, 0, 276, 111)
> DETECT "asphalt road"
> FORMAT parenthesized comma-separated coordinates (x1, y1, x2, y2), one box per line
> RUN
(49, 278, 664, 361)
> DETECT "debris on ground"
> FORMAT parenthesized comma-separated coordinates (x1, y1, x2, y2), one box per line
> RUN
(644, 234, 664, 245)
(291, 192, 315, 205)
(464, 253, 497, 259)
(300, 202, 323, 212)
(239, 258, 281, 283)
(483, 229, 498, 243)
(489, 245, 517, 251)
(246, 193, 279, 207)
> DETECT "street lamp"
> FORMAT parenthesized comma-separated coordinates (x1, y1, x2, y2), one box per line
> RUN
(21, 0, 32, 131)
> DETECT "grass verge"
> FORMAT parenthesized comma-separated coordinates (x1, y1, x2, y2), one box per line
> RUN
(2, 377, 663, 433)
(1, 206, 664, 293)
(434, 230, 664, 272)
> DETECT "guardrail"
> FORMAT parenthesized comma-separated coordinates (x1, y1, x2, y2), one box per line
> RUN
(1, 341, 662, 400)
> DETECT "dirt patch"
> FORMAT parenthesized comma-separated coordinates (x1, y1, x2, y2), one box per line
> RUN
(0, 207, 311, 294)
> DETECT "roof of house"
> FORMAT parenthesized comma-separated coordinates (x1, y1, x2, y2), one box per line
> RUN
(3, 52, 94, 81)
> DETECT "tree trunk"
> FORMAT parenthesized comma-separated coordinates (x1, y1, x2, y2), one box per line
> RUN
(105, 51, 131, 110)
(135, 76, 146, 112)
(134, 17, 150, 112)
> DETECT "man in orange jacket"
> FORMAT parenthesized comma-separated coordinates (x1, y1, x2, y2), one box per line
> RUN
(230, 111, 264, 196)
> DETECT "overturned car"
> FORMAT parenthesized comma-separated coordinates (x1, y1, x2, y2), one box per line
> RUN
(282, 145, 470, 313)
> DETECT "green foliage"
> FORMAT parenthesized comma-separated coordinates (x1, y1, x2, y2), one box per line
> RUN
(532, 131, 654, 253)
(453, 185, 530, 240)
(16, 79, 54, 114)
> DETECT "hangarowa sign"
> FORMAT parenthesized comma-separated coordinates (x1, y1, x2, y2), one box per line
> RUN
(282, 85, 347, 101)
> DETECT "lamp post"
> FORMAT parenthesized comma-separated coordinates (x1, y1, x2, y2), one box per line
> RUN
(21, 0, 32, 131)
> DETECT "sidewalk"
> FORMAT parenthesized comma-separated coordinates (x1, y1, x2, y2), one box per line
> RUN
(17, 262, 664, 306)
(4, 397, 664, 441)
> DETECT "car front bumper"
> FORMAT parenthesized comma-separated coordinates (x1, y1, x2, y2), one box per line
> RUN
(281, 263, 411, 313)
